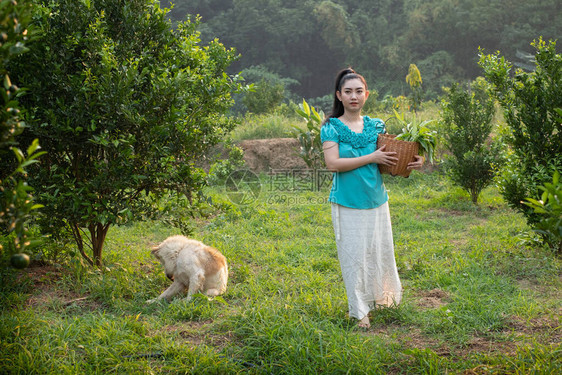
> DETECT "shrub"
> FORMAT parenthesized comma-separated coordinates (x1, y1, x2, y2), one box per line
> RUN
(440, 80, 504, 204)
(479, 38, 562, 226)
(207, 142, 246, 186)
(243, 78, 285, 114)
(522, 170, 562, 254)
(237, 65, 298, 115)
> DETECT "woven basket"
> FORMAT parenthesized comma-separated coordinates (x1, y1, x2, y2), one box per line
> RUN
(376, 134, 419, 177)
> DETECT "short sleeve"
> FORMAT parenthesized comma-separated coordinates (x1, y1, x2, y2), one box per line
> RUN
(365, 116, 386, 135)
(321, 123, 339, 143)
(374, 118, 386, 134)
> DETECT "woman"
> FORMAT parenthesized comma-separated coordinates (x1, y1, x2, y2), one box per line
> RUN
(321, 68, 423, 329)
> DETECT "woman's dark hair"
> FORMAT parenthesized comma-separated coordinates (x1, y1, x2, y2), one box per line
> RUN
(323, 68, 368, 125)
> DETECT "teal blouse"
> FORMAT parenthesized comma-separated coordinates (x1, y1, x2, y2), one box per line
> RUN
(320, 116, 388, 209)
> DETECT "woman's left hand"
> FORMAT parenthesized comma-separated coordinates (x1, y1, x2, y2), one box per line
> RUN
(407, 155, 425, 170)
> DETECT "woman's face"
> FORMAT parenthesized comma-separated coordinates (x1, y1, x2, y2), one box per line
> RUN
(336, 78, 369, 114)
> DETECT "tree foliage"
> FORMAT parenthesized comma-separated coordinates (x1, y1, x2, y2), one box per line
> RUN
(479, 38, 562, 231)
(523, 170, 562, 254)
(237, 66, 298, 114)
(440, 80, 503, 204)
(9, 0, 243, 266)
(160, 0, 561, 99)
(0, 0, 43, 263)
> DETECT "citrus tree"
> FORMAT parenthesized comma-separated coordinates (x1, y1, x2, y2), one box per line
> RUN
(440, 80, 504, 204)
(9, 0, 244, 266)
(479, 38, 562, 248)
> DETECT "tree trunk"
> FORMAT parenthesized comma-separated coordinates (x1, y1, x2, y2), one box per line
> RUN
(71, 222, 94, 266)
(70, 222, 110, 267)
(470, 187, 479, 204)
(89, 223, 110, 267)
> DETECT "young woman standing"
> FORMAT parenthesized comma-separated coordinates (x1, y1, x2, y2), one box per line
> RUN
(321, 68, 424, 329)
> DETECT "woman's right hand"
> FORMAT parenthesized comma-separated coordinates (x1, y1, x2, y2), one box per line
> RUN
(370, 145, 398, 166)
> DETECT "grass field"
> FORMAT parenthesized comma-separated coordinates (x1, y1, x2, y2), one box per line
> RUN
(1, 171, 561, 374)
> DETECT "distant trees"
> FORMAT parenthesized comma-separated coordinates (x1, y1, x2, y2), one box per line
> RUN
(208, 0, 336, 98)
(9, 0, 243, 266)
(159, 0, 561, 100)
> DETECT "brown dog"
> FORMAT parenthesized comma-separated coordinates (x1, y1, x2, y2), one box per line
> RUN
(147, 235, 228, 303)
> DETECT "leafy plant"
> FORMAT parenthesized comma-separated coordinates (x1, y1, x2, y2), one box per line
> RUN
(440, 80, 504, 204)
(0, 0, 42, 266)
(479, 38, 562, 228)
(207, 141, 246, 185)
(291, 99, 324, 170)
(392, 110, 437, 163)
(522, 171, 562, 254)
(1, 140, 45, 250)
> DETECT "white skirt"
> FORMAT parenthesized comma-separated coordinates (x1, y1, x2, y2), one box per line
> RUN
(332, 202, 402, 320)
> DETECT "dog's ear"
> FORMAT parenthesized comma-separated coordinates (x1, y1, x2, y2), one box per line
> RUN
(151, 245, 160, 254)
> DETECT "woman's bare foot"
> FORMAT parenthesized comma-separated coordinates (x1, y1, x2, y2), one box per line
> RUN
(358, 315, 370, 329)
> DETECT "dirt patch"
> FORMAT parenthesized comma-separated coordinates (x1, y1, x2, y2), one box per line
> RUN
(163, 321, 235, 351)
(238, 138, 308, 172)
(18, 265, 102, 311)
(368, 287, 561, 360)
(19, 265, 64, 307)
(505, 314, 562, 345)
(415, 288, 450, 309)
(18, 264, 59, 284)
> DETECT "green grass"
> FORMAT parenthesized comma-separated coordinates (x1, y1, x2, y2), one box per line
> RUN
(229, 113, 304, 142)
(1, 172, 561, 374)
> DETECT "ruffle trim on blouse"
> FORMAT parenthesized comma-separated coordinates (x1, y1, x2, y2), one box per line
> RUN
(327, 116, 385, 148)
